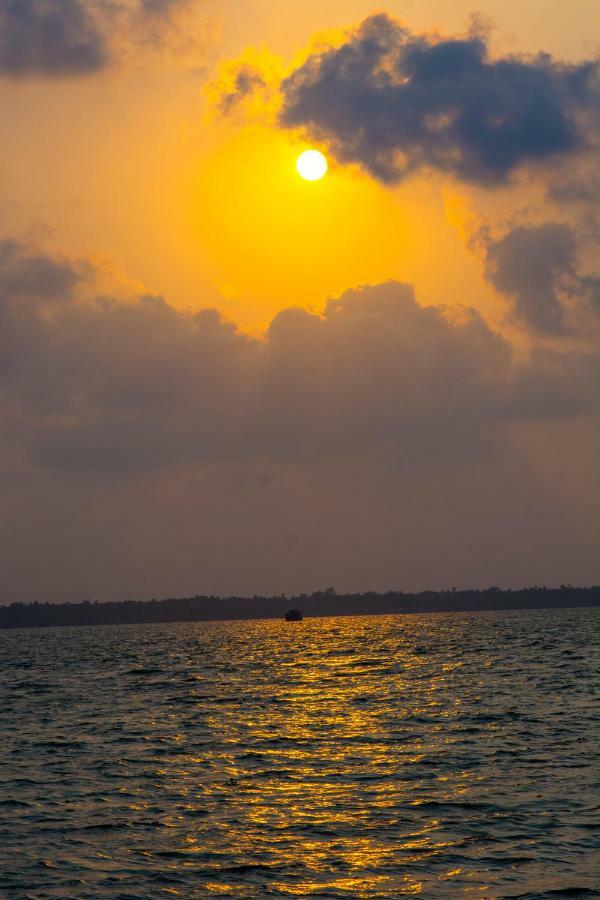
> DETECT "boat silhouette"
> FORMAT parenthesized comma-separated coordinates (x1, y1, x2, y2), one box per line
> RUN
(284, 609, 303, 621)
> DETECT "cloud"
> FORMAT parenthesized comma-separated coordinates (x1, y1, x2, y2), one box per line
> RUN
(2, 272, 511, 470)
(260, 284, 512, 461)
(0, 240, 598, 478)
(207, 48, 283, 121)
(217, 64, 267, 116)
(0, 239, 88, 300)
(0, 240, 598, 600)
(512, 345, 600, 419)
(0, 0, 108, 77)
(548, 165, 600, 210)
(0, 0, 206, 78)
(274, 14, 599, 186)
(484, 223, 600, 334)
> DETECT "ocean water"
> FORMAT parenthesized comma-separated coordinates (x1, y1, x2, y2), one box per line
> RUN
(0, 609, 598, 899)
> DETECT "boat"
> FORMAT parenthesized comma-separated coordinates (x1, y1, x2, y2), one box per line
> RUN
(284, 609, 304, 621)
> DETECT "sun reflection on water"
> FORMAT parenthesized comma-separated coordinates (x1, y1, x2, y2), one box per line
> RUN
(1, 610, 597, 897)
(132, 617, 488, 895)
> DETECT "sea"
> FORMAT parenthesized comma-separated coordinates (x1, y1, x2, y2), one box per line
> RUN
(0, 608, 598, 898)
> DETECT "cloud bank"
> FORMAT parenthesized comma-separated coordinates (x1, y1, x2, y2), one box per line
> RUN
(0, 238, 598, 600)
(1, 240, 597, 475)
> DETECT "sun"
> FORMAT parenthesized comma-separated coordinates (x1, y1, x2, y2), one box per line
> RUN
(296, 149, 328, 181)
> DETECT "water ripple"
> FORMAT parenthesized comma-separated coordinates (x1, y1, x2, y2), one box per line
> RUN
(0, 608, 598, 898)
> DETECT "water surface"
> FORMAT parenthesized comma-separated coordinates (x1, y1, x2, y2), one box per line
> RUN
(1, 609, 598, 898)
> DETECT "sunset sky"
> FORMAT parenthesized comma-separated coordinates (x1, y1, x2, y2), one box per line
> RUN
(0, 0, 598, 603)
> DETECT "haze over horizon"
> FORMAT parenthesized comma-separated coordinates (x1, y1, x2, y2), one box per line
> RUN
(0, 0, 598, 605)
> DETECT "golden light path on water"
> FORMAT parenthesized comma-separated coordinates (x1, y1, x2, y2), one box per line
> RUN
(0, 610, 597, 897)
(186, 622, 476, 896)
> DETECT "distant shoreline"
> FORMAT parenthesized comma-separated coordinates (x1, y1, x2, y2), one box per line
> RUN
(0, 587, 598, 631)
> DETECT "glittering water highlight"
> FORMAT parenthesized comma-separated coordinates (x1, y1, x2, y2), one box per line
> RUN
(0, 608, 598, 898)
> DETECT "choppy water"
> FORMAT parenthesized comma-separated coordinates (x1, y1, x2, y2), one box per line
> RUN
(0, 609, 598, 899)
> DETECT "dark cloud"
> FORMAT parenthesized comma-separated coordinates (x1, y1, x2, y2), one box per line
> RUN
(0, 239, 87, 300)
(0, 241, 90, 377)
(2, 275, 512, 471)
(260, 283, 511, 462)
(0, 0, 201, 78)
(548, 168, 600, 209)
(0, 0, 108, 77)
(0, 241, 598, 600)
(0, 242, 598, 479)
(512, 345, 600, 419)
(277, 14, 599, 186)
(140, 0, 186, 12)
(484, 223, 600, 334)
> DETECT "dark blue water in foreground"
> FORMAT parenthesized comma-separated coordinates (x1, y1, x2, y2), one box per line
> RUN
(0, 609, 598, 898)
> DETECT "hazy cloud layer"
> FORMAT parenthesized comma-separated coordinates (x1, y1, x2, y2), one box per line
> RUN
(484, 223, 600, 334)
(0, 239, 598, 600)
(0, 0, 203, 77)
(1, 240, 598, 477)
(275, 14, 599, 185)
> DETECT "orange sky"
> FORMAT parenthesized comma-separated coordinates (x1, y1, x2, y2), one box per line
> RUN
(0, 0, 598, 601)
(0, 0, 597, 331)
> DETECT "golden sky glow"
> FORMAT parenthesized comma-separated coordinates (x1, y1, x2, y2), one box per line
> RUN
(0, 0, 598, 602)
(0, 0, 595, 333)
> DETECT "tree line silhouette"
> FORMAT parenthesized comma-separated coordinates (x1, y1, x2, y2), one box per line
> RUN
(0, 586, 597, 630)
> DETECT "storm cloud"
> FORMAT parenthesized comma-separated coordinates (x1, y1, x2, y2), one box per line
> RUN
(277, 14, 599, 186)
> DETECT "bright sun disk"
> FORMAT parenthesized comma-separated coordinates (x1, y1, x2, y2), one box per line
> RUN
(296, 149, 328, 181)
